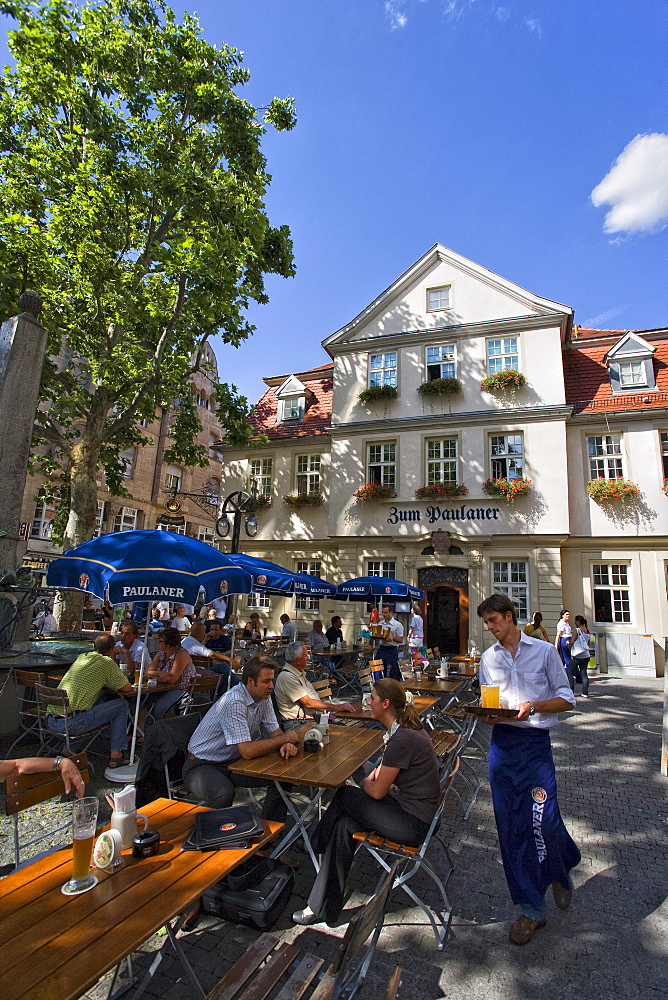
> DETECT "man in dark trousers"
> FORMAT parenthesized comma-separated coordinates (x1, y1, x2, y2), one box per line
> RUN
(477, 593, 580, 945)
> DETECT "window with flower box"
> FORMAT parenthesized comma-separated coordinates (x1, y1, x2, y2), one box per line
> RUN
(295, 560, 321, 610)
(426, 345, 456, 381)
(296, 455, 321, 495)
(427, 438, 458, 484)
(486, 337, 519, 374)
(367, 443, 396, 489)
(592, 564, 631, 623)
(587, 434, 623, 480)
(490, 434, 524, 479)
(368, 352, 397, 389)
(250, 458, 273, 499)
(492, 561, 528, 621)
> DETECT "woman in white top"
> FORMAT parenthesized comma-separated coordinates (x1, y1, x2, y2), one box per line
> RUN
(408, 603, 424, 651)
(554, 610, 573, 672)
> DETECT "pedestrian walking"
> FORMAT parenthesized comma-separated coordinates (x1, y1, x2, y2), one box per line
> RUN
(554, 610, 573, 673)
(568, 616, 593, 697)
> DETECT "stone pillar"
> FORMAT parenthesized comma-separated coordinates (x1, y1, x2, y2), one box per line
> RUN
(0, 292, 48, 644)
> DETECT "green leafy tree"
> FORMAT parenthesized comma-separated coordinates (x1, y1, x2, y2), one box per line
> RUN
(0, 0, 295, 549)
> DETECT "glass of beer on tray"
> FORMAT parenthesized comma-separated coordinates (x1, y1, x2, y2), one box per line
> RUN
(63, 796, 99, 894)
(480, 685, 500, 710)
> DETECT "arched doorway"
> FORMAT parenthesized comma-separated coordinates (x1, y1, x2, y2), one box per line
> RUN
(418, 566, 469, 655)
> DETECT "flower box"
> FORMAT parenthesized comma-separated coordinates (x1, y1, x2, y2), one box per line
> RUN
(482, 477, 532, 500)
(480, 370, 527, 393)
(587, 478, 640, 502)
(417, 377, 462, 397)
(353, 483, 397, 502)
(282, 492, 324, 509)
(358, 385, 399, 405)
(415, 483, 468, 499)
(253, 494, 271, 508)
(664, 478, 668, 496)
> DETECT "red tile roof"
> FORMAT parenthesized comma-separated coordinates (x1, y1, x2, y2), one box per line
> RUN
(250, 376, 333, 439)
(564, 333, 668, 414)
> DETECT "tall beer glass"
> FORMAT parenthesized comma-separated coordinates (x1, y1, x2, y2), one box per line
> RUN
(64, 796, 98, 894)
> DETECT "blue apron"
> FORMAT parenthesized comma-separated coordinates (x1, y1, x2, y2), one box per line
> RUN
(490, 724, 580, 908)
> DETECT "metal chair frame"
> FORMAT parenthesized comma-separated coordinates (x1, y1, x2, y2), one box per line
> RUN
(4, 669, 46, 758)
(34, 683, 109, 761)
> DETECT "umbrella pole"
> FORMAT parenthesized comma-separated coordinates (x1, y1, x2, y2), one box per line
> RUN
(129, 609, 151, 765)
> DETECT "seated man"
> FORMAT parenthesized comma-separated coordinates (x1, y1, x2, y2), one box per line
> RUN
(325, 615, 344, 646)
(183, 656, 299, 821)
(279, 613, 298, 643)
(274, 641, 355, 730)
(205, 621, 232, 654)
(46, 634, 134, 768)
(306, 620, 330, 653)
(182, 621, 239, 687)
(112, 619, 147, 675)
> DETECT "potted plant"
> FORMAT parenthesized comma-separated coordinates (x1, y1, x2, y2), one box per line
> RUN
(483, 477, 532, 500)
(480, 370, 528, 393)
(358, 385, 399, 405)
(415, 482, 468, 499)
(353, 483, 397, 502)
(282, 492, 324, 509)
(253, 494, 272, 508)
(417, 377, 462, 397)
(587, 478, 640, 502)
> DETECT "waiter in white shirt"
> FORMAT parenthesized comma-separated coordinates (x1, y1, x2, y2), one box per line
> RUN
(208, 597, 227, 621)
(377, 604, 403, 680)
(477, 594, 579, 946)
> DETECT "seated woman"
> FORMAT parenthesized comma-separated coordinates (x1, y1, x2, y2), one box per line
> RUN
(524, 611, 549, 642)
(293, 677, 441, 926)
(242, 613, 262, 642)
(144, 627, 197, 717)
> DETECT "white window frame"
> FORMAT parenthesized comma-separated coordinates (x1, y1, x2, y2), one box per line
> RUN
(492, 561, 529, 622)
(490, 433, 524, 480)
(250, 457, 273, 499)
(164, 465, 182, 491)
(246, 592, 270, 610)
(426, 286, 451, 312)
(592, 563, 631, 624)
(157, 522, 186, 535)
(113, 507, 138, 532)
(367, 560, 396, 579)
(618, 360, 646, 388)
(367, 442, 396, 489)
(295, 560, 322, 610)
(425, 344, 456, 381)
(31, 503, 55, 540)
(486, 337, 519, 374)
(427, 438, 458, 484)
(280, 396, 304, 422)
(368, 352, 397, 389)
(196, 526, 216, 546)
(120, 448, 136, 479)
(92, 501, 105, 538)
(660, 432, 668, 480)
(296, 455, 321, 495)
(587, 434, 623, 480)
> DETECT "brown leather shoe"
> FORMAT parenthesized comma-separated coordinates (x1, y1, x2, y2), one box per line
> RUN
(509, 915, 547, 945)
(552, 881, 572, 910)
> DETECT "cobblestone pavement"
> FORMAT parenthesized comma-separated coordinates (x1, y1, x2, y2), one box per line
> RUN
(2, 675, 667, 1000)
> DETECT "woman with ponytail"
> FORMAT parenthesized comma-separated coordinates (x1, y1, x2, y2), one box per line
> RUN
(293, 677, 440, 926)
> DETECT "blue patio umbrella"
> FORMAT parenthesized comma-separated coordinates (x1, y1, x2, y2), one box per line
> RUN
(292, 572, 337, 598)
(226, 553, 301, 595)
(335, 576, 424, 601)
(47, 530, 254, 774)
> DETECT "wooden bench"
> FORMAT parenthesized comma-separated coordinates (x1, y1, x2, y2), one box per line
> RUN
(204, 863, 398, 1000)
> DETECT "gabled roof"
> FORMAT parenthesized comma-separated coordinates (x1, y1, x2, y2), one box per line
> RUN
(604, 332, 656, 364)
(250, 374, 333, 440)
(322, 243, 572, 350)
(564, 328, 668, 414)
(263, 362, 333, 388)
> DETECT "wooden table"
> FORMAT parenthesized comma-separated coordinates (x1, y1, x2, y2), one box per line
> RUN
(345, 693, 440, 722)
(0, 798, 282, 1000)
(401, 676, 465, 695)
(229, 723, 384, 870)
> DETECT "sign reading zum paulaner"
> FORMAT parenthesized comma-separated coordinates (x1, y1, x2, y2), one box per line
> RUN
(387, 503, 501, 525)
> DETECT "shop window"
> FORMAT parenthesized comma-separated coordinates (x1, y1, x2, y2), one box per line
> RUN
(492, 561, 528, 621)
(486, 337, 519, 374)
(367, 443, 396, 489)
(490, 434, 524, 479)
(368, 352, 397, 389)
(592, 564, 631, 623)
(587, 434, 623, 480)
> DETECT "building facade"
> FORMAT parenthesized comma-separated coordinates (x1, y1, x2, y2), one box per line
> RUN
(219, 245, 667, 675)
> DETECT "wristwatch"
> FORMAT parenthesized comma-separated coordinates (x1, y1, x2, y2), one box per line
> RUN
(52, 756, 63, 772)
(527, 702, 536, 717)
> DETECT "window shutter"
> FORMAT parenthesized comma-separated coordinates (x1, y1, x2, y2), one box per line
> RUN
(608, 363, 621, 394)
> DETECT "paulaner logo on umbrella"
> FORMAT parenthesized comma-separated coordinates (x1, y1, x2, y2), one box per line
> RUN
(384, 587, 392, 593)
(220, 580, 228, 594)
(257, 574, 267, 585)
(79, 574, 90, 590)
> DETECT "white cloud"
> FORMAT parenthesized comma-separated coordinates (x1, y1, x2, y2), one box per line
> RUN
(591, 134, 668, 234)
(443, 0, 477, 18)
(496, 6, 510, 21)
(385, 1, 408, 29)
(579, 307, 625, 328)
(525, 17, 542, 39)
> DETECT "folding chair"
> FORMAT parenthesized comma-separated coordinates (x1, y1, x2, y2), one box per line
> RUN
(179, 674, 220, 715)
(2, 752, 90, 869)
(34, 683, 109, 760)
(352, 738, 461, 949)
(135, 712, 203, 806)
(5, 669, 46, 757)
(312, 678, 333, 700)
(204, 862, 400, 1000)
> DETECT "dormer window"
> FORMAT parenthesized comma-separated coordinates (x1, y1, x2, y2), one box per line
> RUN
(604, 333, 656, 393)
(281, 396, 303, 422)
(275, 374, 311, 423)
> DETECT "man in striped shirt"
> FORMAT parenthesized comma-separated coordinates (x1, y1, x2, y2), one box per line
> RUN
(183, 655, 299, 820)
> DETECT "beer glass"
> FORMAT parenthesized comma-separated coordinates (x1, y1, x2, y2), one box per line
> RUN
(63, 796, 99, 894)
(480, 685, 500, 709)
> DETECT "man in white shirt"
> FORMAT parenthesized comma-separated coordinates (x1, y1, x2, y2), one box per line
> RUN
(377, 605, 403, 680)
(477, 593, 579, 946)
(112, 620, 147, 674)
(182, 622, 239, 688)
(208, 597, 227, 621)
(279, 614, 298, 643)
(274, 642, 354, 729)
(170, 606, 190, 633)
(155, 600, 171, 621)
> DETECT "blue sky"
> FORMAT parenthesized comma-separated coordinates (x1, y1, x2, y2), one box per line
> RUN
(9, 1, 668, 404)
